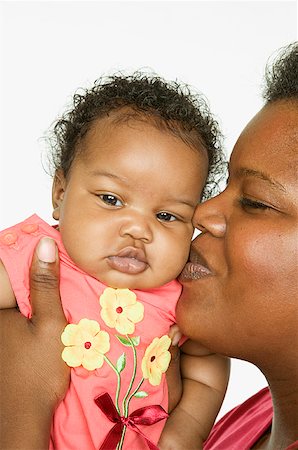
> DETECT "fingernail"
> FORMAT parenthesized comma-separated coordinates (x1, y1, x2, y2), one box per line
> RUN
(37, 237, 56, 263)
(171, 334, 181, 347)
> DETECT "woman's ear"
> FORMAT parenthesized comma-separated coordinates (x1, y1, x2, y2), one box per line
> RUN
(52, 170, 66, 220)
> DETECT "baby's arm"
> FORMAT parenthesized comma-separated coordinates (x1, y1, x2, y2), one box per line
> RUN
(160, 339, 230, 449)
(0, 259, 17, 309)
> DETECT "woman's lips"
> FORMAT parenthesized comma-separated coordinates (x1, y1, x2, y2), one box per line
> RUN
(107, 247, 148, 275)
(179, 249, 212, 281)
(179, 262, 212, 281)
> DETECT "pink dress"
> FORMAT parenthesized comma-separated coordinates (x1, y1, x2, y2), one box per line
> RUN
(0, 215, 181, 450)
(203, 387, 298, 450)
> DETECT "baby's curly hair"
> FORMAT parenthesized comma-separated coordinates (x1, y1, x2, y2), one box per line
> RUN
(263, 41, 298, 102)
(48, 72, 226, 201)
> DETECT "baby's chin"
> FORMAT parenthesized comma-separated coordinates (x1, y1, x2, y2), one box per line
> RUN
(92, 270, 174, 291)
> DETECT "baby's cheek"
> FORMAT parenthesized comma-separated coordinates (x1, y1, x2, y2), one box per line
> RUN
(174, 241, 192, 274)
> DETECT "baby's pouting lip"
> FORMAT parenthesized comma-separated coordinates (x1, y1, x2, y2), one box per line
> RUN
(107, 247, 148, 275)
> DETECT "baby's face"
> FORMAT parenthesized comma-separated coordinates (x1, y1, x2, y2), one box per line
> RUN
(53, 117, 208, 289)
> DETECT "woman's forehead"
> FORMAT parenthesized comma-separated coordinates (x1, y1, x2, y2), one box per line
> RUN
(230, 101, 298, 182)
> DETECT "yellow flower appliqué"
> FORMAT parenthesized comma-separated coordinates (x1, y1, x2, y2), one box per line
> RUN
(99, 288, 144, 335)
(141, 335, 171, 386)
(61, 318, 110, 371)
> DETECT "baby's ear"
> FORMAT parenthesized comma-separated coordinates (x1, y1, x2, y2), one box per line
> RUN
(52, 170, 66, 220)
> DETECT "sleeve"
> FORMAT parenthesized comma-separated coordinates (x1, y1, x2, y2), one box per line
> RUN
(0, 221, 41, 318)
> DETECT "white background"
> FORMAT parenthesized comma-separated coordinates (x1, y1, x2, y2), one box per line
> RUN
(0, 1, 297, 420)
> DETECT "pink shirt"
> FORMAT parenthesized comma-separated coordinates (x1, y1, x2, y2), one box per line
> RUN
(0, 215, 181, 449)
(204, 387, 298, 450)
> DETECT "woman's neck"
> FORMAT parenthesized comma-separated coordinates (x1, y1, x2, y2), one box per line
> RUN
(259, 364, 298, 449)
(269, 383, 298, 449)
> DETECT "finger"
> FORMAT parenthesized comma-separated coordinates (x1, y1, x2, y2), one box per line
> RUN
(167, 344, 181, 386)
(29, 237, 65, 325)
(168, 343, 181, 365)
(166, 345, 182, 412)
(168, 324, 182, 346)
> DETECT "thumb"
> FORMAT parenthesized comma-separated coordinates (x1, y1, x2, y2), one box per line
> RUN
(166, 344, 182, 412)
(168, 324, 182, 346)
(30, 237, 65, 325)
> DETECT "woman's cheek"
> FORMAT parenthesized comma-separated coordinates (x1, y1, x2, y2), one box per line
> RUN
(232, 228, 295, 287)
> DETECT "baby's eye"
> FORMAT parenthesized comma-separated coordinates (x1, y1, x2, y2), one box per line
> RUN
(99, 194, 123, 207)
(239, 197, 270, 210)
(156, 212, 178, 222)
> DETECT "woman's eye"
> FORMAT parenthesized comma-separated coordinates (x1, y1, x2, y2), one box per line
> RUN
(99, 194, 123, 207)
(239, 197, 270, 210)
(156, 212, 177, 222)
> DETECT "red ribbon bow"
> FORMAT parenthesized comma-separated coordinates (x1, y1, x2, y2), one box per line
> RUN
(94, 392, 168, 450)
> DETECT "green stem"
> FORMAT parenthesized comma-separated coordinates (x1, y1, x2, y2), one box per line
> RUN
(121, 335, 137, 417)
(117, 425, 127, 450)
(118, 377, 145, 449)
(126, 378, 144, 411)
(103, 355, 121, 415)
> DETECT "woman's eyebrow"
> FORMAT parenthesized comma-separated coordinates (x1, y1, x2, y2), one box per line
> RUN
(236, 167, 287, 193)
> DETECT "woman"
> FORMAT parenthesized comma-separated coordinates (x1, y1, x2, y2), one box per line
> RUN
(177, 42, 298, 449)
(1, 42, 297, 449)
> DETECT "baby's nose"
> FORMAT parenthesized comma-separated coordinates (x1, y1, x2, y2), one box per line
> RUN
(119, 216, 153, 243)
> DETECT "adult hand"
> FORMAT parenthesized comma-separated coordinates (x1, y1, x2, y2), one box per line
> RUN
(0, 237, 70, 450)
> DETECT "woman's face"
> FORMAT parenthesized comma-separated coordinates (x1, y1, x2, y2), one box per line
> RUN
(176, 101, 298, 367)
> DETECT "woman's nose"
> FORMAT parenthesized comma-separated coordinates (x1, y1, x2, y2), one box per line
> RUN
(193, 194, 227, 238)
(119, 215, 153, 243)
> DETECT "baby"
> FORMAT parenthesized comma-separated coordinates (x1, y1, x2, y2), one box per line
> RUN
(0, 73, 228, 449)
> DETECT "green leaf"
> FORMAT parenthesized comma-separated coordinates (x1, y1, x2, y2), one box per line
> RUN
(134, 391, 148, 398)
(116, 353, 126, 373)
(116, 336, 131, 346)
(116, 335, 140, 347)
(130, 336, 140, 346)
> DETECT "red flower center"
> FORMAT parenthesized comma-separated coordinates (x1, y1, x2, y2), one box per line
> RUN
(84, 341, 92, 349)
(150, 356, 156, 362)
(116, 306, 123, 314)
